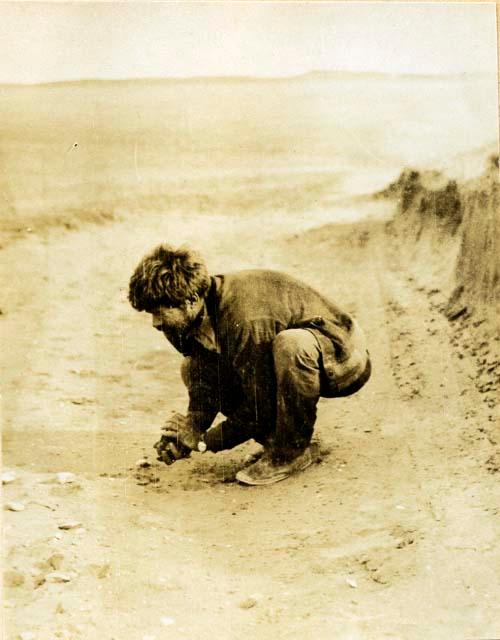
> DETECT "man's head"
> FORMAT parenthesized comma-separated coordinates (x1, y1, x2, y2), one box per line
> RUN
(128, 244, 210, 349)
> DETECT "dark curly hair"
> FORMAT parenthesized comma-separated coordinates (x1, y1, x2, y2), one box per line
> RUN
(128, 244, 210, 311)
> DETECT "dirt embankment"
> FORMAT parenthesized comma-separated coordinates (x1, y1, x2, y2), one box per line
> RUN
(452, 155, 500, 318)
(379, 154, 499, 469)
(381, 154, 499, 320)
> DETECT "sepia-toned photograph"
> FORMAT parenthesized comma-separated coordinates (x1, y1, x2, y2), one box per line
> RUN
(1, 2, 499, 639)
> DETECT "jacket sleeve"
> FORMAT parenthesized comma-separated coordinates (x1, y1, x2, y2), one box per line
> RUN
(223, 319, 278, 433)
(183, 350, 220, 434)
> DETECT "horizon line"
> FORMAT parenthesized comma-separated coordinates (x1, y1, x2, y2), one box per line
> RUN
(1, 69, 492, 88)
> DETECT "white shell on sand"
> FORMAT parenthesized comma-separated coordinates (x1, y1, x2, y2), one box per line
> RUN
(2, 471, 17, 484)
(58, 520, 82, 530)
(46, 572, 73, 583)
(5, 501, 25, 512)
(56, 472, 76, 484)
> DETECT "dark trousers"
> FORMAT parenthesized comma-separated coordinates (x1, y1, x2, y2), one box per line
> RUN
(182, 329, 371, 460)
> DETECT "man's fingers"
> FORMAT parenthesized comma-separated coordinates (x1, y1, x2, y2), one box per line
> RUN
(154, 434, 178, 449)
(166, 442, 182, 459)
(160, 428, 179, 438)
(158, 447, 176, 465)
(156, 443, 179, 465)
(163, 413, 188, 431)
(153, 437, 165, 452)
(154, 437, 191, 466)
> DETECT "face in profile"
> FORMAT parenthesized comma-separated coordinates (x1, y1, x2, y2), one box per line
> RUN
(149, 297, 204, 352)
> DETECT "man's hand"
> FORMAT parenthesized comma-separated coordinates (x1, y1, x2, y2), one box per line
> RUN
(154, 433, 191, 465)
(154, 413, 200, 465)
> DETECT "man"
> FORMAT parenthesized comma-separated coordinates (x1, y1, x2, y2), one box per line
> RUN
(128, 244, 371, 486)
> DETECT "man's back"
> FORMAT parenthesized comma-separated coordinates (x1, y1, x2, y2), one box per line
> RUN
(212, 269, 351, 340)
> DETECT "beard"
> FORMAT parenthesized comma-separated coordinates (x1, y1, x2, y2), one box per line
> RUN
(162, 326, 192, 355)
(160, 304, 204, 355)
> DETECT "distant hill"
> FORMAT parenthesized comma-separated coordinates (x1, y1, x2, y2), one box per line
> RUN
(0, 70, 492, 89)
(0, 65, 495, 240)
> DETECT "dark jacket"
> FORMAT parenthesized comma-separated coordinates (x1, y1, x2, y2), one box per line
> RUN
(181, 269, 368, 433)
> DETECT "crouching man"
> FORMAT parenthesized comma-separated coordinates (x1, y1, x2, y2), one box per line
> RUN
(128, 244, 371, 486)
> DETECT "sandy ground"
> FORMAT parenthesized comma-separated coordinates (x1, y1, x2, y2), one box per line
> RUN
(2, 201, 499, 640)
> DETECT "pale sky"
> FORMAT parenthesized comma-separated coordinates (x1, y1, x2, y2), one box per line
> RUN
(0, 2, 497, 84)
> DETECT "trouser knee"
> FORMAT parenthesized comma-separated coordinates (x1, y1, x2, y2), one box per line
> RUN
(273, 329, 322, 394)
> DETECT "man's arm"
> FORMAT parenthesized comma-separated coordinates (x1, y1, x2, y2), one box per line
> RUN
(155, 406, 218, 465)
(156, 321, 278, 461)
(155, 350, 220, 464)
(182, 349, 220, 435)
(223, 319, 278, 441)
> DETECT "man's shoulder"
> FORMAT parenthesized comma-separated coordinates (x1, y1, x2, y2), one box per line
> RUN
(221, 269, 305, 288)
(214, 269, 323, 324)
(212, 270, 298, 345)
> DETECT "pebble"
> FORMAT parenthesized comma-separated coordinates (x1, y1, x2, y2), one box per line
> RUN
(4, 570, 25, 588)
(2, 471, 17, 484)
(33, 575, 46, 589)
(89, 563, 112, 579)
(49, 553, 65, 570)
(56, 472, 76, 484)
(5, 501, 25, 512)
(160, 616, 175, 626)
(346, 577, 358, 589)
(46, 571, 73, 583)
(58, 520, 82, 530)
(239, 597, 257, 609)
(135, 458, 151, 468)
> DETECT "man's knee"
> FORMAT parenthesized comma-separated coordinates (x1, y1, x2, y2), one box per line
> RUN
(273, 329, 321, 375)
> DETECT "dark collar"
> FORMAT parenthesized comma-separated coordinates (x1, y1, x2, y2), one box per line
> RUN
(205, 275, 223, 326)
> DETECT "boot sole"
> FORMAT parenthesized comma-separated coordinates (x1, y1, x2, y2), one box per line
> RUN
(235, 456, 313, 486)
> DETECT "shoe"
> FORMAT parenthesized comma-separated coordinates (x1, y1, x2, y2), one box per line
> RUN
(236, 447, 313, 486)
